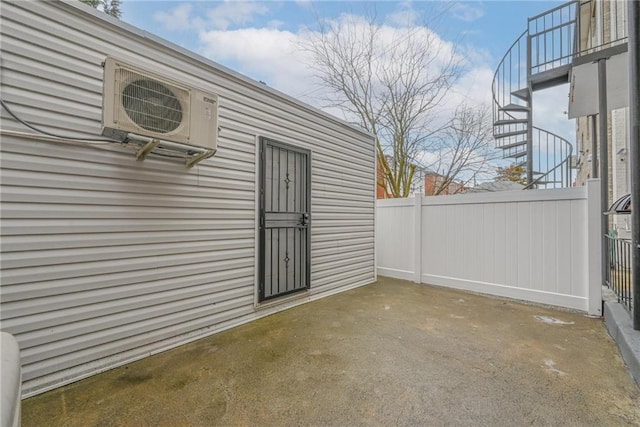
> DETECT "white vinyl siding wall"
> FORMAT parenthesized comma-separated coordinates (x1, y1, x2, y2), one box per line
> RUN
(0, 0, 375, 397)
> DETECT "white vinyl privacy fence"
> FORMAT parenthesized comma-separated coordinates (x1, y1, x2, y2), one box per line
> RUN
(377, 180, 602, 315)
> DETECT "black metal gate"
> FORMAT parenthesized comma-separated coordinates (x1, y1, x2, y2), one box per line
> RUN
(259, 137, 311, 301)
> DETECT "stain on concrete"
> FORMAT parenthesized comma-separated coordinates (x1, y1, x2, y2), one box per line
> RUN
(168, 375, 197, 391)
(535, 315, 576, 325)
(204, 398, 227, 421)
(116, 372, 153, 385)
(543, 359, 568, 376)
(21, 277, 640, 426)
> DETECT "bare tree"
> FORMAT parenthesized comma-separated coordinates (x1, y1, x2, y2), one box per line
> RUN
(300, 12, 460, 198)
(422, 103, 495, 195)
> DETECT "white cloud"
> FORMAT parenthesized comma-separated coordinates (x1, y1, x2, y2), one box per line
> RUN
(154, 1, 270, 32)
(150, 1, 571, 183)
(450, 2, 485, 22)
(198, 27, 315, 98)
(267, 20, 285, 30)
(193, 9, 530, 183)
(154, 4, 194, 31)
(294, 0, 314, 10)
(196, 12, 496, 126)
(386, 9, 419, 27)
(205, 1, 269, 30)
(386, 2, 419, 27)
(449, 66, 495, 106)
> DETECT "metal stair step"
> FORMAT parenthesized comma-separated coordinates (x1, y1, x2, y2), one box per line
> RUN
(530, 65, 571, 91)
(511, 88, 530, 101)
(496, 140, 527, 150)
(494, 118, 529, 126)
(499, 103, 530, 112)
(494, 129, 528, 139)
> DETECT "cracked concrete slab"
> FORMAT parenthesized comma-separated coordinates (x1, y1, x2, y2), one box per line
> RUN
(22, 277, 640, 426)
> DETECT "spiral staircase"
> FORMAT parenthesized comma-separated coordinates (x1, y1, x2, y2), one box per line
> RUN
(492, 1, 578, 189)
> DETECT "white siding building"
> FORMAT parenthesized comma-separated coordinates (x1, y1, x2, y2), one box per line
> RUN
(572, 0, 630, 237)
(0, 0, 376, 397)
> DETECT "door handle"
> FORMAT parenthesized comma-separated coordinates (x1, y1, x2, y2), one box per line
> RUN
(301, 213, 309, 226)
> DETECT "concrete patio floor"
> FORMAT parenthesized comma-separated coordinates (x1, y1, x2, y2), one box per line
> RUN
(22, 277, 640, 426)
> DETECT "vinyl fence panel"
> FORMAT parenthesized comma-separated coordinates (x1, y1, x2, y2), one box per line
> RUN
(377, 181, 601, 314)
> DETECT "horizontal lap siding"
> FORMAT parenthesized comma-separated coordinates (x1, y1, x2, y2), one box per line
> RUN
(0, 1, 375, 396)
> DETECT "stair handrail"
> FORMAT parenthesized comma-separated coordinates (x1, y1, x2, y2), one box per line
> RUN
(527, 0, 579, 76)
(492, 14, 575, 189)
(523, 127, 573, 189)
(527, 0, 577, 22)
(491, 29, 528, 129)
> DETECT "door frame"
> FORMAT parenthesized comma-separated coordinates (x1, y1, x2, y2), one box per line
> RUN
(257, 136, 312, 303)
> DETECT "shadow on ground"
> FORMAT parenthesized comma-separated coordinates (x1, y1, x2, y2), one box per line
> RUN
(22, 277, 640, 426)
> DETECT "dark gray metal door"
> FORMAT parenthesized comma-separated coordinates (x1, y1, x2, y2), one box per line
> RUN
(259, 137, 311, 301)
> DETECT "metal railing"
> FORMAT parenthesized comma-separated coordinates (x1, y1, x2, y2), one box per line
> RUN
(605, 234, 633, 312)
(492, 0, 629, 189)
(491, 29, 528, 112)
(523, 127, 573, 189)
(491, 29, 528, 156)
(528, 1, 579, 75)
(491, 2, 578, 188)
(575, 0, 629, 58)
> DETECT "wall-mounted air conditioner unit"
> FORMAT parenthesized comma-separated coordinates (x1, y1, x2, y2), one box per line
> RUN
(102, 57, 218, 153)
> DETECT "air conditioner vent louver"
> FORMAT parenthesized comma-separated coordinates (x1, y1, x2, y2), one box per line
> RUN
(121, 77, 184, 134)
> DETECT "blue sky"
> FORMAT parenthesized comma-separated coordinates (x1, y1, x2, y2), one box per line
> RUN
(121, 1, 563, 64)
(118, 1, 574, 145)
